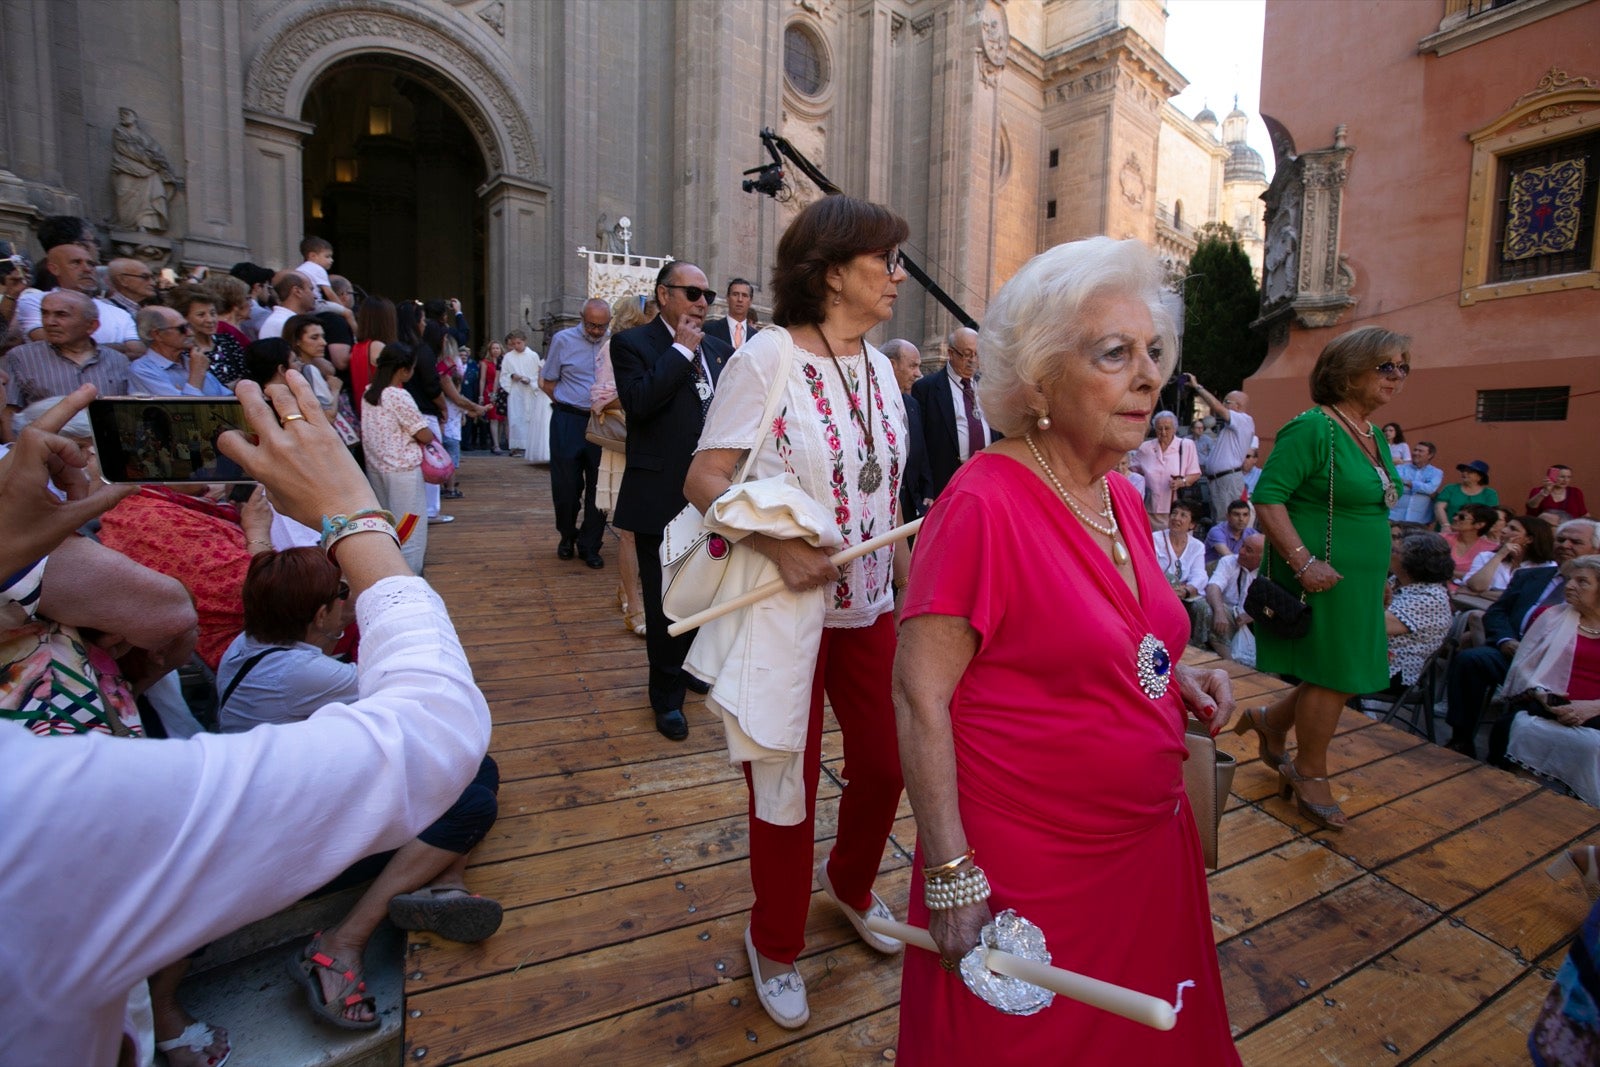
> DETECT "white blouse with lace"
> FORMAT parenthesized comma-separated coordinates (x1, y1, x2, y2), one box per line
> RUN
(697, 326, 907, 628)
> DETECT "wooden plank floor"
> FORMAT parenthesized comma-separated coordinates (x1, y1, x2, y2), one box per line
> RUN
(404, 455, 1600, 1066)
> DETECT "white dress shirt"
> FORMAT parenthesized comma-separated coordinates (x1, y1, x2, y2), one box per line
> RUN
(1153, 529, 1208, 594)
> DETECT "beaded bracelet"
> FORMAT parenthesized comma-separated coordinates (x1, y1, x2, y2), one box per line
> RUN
(1293, 554, 1318, 579)
(924, 865, 992, 911)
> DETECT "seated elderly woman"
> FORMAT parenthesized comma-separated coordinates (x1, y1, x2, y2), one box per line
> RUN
(1504, 556, 1600, 808)
(1462, 513, 1555, 596)
(894, 237, 1239, 1064)
(168, 282, 246, 387)
(1442, 503, 1502, 579)
(1384, 532, 1455, 691)
(217, 546, 502, 1029)
(1152, 499, 1211, 645)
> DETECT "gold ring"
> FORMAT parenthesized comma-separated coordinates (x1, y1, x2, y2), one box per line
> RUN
(282, 413, 306, 423)
(940, 958, 958, 973)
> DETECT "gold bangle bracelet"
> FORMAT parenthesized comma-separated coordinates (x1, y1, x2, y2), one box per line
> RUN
(922, 847, 974, 877)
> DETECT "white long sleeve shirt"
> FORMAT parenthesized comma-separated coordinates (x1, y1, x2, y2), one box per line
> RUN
(0, 576, 491, 1067)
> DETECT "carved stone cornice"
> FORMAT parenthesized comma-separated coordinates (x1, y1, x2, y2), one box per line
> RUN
(1044, 25, 1186, 103)
(243, 0, 539, 180)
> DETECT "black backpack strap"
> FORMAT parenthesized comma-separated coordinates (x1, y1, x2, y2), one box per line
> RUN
(218, 646, 291, 710)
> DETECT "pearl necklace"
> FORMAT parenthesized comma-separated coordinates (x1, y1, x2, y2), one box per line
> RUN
(1330, 404, 1374, 438)
(1024, 433, 1129, 565)
(1580, 623, 1600, 637)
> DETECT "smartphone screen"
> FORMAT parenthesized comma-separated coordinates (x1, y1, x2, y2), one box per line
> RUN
(88, 397, 254, 485)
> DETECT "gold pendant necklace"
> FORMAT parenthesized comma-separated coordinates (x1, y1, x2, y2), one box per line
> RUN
(1024, 433, 1128, 564)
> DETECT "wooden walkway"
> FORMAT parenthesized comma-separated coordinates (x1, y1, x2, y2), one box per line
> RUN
(403, 456, 1600, 1066)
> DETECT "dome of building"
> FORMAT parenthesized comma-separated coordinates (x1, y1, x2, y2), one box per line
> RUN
(1225, 140, 1267, 184)
(1194, 104, 1218, 128)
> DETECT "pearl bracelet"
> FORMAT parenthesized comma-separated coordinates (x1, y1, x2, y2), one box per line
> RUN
(924, 865, 992, 911)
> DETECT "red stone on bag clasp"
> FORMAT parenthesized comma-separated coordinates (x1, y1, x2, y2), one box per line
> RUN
(706, 535, 729, 560)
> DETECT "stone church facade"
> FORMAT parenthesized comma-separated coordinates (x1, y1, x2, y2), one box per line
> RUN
(0, 0, 1262, 352)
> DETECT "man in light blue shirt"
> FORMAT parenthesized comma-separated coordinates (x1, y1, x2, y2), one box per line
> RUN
(1391, 439, 1443, 525)
(540, 298, 612, 565)
(128, 306, 231, 396)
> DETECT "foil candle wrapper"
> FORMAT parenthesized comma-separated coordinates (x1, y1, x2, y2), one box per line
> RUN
(960, 909, 1054, 1016)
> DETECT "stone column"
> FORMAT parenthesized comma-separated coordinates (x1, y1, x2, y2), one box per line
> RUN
(174, 0, 250, 267)
(242, 111, 313, 270)
(482, 176, 550, 345)
(0, 0, 79, 247)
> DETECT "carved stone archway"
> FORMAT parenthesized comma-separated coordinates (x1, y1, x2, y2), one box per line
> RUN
(239, 0, 548, 339)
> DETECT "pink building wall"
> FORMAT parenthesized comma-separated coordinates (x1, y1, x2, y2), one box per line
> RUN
(1249, 0, 1600, 508)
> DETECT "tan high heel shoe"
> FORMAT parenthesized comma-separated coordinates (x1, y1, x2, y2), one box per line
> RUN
(1278, 761, 1347, 831)
(1546, 845, 1600, 902)
(1233, 706, 1288, 768)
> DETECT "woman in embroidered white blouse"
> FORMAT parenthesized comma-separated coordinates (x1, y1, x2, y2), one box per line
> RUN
(685, 195, 911, 1032)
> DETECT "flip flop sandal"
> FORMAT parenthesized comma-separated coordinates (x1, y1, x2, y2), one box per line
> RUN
(388, 888, 504, 943)
(155, 1020, 231, 1067)
(285, 933, 380, 1031)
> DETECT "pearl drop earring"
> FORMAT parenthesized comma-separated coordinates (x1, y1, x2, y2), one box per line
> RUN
(1036, 413, 1052, 431)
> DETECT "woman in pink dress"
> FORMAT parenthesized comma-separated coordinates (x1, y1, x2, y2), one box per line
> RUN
(894, 237, 1240, 1065)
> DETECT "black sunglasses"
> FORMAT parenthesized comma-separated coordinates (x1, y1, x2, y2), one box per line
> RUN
(1375, 361, 1410, 379)
(663, 284, 717, 304)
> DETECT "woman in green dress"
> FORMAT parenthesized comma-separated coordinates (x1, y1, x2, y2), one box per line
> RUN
(1235, 326, 1410, 829)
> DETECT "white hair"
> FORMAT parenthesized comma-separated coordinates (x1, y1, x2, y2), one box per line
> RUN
(13, 397, 92, 439)
(976, 237, 1177, 438)
(1559, 518, 1600, 549)
(1152, 410, 1178, 428)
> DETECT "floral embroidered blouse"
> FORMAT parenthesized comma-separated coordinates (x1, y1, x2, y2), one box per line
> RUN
(698, 326, 907, 628)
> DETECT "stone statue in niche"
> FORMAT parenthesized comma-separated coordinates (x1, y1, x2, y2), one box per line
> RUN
(1263, 200, 1299, 307)
(111, 108, 184, 233)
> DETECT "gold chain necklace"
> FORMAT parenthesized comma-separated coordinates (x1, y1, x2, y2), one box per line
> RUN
(1024, 433, 1128, 564)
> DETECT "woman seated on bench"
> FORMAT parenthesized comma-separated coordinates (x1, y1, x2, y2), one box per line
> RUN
(217, 547, 502, 1030)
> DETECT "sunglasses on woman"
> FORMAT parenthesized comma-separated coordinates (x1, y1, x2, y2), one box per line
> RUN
(1374, 361, 1410, 379)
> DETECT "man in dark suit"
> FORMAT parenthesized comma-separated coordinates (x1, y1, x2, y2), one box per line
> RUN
(611, 260, 732, 741)
(1447, 519, 1600, 757)
(882, 338, 930, 525)
(910, 326, 998, 503)
(703, 277, 756, 351)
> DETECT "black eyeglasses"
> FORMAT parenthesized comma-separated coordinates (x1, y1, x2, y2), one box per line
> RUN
(664, 285, 717, 304)
(1375, 361, 1411, 379)
(157, 323, 193, 334)
(878, 248, 903, 275)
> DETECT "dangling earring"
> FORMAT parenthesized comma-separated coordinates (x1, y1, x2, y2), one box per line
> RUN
(1036, 413, 1052, 431)
(831, 292, 842, 306)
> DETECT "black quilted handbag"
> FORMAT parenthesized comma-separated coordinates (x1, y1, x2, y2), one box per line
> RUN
(1246, 416, 1335, 641)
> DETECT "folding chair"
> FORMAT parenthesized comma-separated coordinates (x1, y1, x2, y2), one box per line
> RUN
(1376, 610, 1474, 740)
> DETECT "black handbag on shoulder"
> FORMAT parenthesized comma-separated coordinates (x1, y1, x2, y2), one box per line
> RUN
(1245, 416, 1336, 641)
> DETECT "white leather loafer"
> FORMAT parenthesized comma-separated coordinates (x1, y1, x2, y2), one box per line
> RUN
(818, 863, 903, 954)
(744, 926, 809, 1029)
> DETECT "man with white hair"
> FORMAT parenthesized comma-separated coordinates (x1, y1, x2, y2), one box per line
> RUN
(2, 291, 131, 440)
(912, 326, 997, 498)
(104, 257, 158, 316)
(1184, 373, 1256, 519)
(1447, 517, 1600, 758)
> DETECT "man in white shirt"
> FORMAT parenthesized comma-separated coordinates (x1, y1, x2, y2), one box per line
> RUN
(259, 270, 316, 339)
(1207, 533, 1264, 661)
(12, 242, 145, 356)
(910, 326, 996, 499)
(1184, 374, 1256, 521)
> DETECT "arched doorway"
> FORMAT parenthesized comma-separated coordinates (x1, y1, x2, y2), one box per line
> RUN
(300, 57, 487, 334)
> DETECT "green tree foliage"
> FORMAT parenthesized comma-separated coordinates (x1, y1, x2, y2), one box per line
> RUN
(1179, 224, 1267, 400)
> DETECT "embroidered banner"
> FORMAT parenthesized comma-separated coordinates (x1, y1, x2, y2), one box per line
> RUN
(1504, 157, 1585, 261)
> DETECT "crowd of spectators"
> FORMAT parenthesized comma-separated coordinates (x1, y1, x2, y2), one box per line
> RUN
(0, 219, 504, 1065)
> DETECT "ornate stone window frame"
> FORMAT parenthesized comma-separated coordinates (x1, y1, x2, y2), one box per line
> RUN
(782, 20, 834, 110)
(1459, 72, 1600, 306)
(1420, 0, 1592, 57)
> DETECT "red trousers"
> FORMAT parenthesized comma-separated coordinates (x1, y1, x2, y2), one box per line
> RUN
(744, 612, 904, 964)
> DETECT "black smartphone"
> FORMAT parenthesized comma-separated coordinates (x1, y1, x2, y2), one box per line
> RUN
(88, 396, 254, 485)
